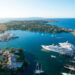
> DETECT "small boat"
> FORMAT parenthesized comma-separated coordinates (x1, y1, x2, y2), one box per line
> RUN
(34, 62, 44, 74)
(73, 57, 75, 59)
(70, 60, 75, 63)
(64, 65, 75, 71)
(50, 55, 56, 58)
(61, 72, 73, 75)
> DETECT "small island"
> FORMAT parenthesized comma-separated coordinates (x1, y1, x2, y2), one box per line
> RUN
(0, 47, 27, 75)
(0, 20, 74, 33)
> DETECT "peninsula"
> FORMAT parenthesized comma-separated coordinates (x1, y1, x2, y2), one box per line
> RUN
(0, 20, 74, 33)
(0, 33, 19, 42)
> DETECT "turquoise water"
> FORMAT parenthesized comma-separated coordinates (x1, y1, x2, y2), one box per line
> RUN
(48, 18, 75, 29)
(0, 19, 75, 75)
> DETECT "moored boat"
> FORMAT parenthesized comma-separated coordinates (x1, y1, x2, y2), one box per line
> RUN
(61, 72, 73, 75)
(34, 62, 44, 75)
(64, 65, 75, 71)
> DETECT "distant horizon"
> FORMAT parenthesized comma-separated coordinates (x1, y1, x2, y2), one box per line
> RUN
(0, 0, 75, 18)
(0, 17, 75, 19)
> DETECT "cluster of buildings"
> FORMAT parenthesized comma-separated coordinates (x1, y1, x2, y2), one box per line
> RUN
(0, 48, 23, 69)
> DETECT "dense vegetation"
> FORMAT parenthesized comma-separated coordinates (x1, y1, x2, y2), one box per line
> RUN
(0, 47, 28, 75)
(0, 20, 73, 33)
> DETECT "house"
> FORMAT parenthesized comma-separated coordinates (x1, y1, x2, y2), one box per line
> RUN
(3, 50, 9, 55)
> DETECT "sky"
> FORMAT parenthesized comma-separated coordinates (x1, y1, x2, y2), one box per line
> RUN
(0, 0, 75, 18)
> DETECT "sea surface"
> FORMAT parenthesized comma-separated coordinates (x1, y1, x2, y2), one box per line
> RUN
(0, 18, 75, 75)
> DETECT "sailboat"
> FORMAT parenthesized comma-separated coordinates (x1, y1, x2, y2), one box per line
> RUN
(34, 62, 44, 74)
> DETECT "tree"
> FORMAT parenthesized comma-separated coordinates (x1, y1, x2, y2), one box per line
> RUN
(4, 47, 9, 50)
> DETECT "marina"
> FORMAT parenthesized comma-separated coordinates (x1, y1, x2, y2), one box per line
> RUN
(61, 55, 75, 75)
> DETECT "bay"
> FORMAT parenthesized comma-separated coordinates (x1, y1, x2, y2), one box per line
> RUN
(0, 18, 75, 75)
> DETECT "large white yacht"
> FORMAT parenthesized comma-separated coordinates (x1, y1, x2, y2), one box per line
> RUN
(59, 41, 75, 50)
(41, 41, 75, 56)
(42, 44, 60, 53)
